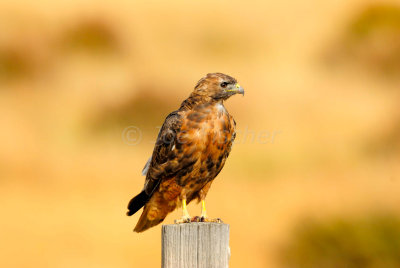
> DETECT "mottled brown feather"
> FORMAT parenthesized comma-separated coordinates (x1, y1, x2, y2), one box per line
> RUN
(129, 73, 240, 232)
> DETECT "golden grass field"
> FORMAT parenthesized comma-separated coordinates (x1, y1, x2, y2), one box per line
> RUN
(1, 0, 400, 267)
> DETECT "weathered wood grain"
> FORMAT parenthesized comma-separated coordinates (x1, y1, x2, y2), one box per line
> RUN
(162, 222, 230, 268)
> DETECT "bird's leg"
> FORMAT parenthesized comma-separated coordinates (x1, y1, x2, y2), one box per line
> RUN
(201, 199, 208, 219)
(174, 199, 191, 224)
(199, 199, 221, 223)
(182, 199, 191, 220)
(198, 182, 223, 223)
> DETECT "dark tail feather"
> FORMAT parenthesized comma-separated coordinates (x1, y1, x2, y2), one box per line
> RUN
(126, 191, 149, 216)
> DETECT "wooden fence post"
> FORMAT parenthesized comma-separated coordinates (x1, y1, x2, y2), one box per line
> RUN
(162, 222, 230, 268)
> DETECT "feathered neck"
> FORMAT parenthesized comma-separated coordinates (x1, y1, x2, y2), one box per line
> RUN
(179, 92, 220, 110)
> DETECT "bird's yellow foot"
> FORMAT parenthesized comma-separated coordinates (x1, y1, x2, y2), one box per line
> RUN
(198, 200, 223, 223)
(174, 216, 191, 224)
(175, 199, 191, 224)
(200, 217, 223, 223)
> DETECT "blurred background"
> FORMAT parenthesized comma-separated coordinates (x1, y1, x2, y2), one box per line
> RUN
(1, 0, 400, 267)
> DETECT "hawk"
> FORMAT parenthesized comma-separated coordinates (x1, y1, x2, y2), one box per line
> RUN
(126, 73, 244, 232)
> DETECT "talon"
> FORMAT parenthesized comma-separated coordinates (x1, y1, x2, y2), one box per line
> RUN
(175, 216, 191, 224)
(195, 200, 223, 223)
(200, 217, 223, 223)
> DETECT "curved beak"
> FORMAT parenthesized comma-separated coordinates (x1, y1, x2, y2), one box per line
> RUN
(235, 83, 245, 96)
(227, 83, 245, 96)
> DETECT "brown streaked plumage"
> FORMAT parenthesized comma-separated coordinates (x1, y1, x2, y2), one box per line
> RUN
(126, 73, 244, 232)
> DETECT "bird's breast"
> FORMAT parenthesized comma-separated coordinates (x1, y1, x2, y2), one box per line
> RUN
(180, 103, 233, 147)
(174, 103, 235, 189)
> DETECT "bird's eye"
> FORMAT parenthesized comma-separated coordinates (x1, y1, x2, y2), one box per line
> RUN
(220, 82, 228, 88)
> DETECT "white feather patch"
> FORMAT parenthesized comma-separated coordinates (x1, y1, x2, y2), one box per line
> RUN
(142, 156, 152, 176)
(217, 103, 225, 112)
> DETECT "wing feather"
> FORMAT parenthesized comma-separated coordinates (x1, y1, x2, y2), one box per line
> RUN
(142, 111, 182, 196)
(141, 156, 152, 176)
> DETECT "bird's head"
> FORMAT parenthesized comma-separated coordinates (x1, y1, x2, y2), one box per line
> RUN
(193, 73, 244, 101)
